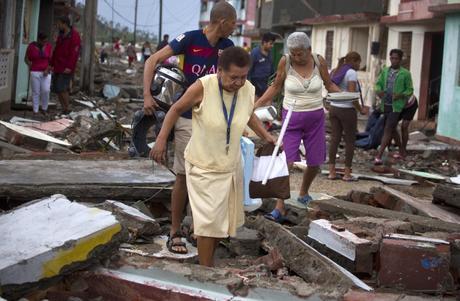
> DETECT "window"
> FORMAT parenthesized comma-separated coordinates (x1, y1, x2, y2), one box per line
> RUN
(400, 32, 412, 70)
(350, 27, 369, 71)
(241, 0, 246, 10)
(325, 31, 334, 69)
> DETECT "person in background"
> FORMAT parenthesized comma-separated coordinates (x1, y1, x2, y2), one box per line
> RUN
(142, 41, 152, 63)
(113, 38, 121, 57)
(255, 32, 340, 223)
(143, 1, 236, 255)
(25, 32, 53, 117)
(156, 34, 169, 52)
(127, 42, 136, 68)
(248, 32, 277, 99)
(151, 47, 275, 267)
(99, 42, 108, 63)
(328, 51, 366, 182)
(50, 15, 81, 115)
(374, 49, 413, 165)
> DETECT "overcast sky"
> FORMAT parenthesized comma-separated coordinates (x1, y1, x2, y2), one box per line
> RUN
(86, 0, 201, 39)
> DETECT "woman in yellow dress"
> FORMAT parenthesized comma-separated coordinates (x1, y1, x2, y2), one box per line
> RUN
(151, 46, 275, 266)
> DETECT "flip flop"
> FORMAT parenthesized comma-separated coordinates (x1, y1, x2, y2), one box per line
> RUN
(297, 194, 313, 205)
(264, 209, 285, 223)
(327, 174, 341, 180)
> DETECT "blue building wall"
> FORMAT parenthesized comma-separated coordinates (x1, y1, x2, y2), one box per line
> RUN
(437, 13, 460, 142)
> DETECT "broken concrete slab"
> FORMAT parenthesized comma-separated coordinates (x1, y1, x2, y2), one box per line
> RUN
(319, 169, 417, 186)
(81, 264, 322, 301)
(308, 197, 460, 233)
(378, 234, 453, 292)
(307, 219, 374, 275)
(228, 227, 261, 257)
(98, 200, 161, 241)
(433, 184, 460, 208)
(0, 159, 175, 203)
(0, 194, 125, 299)
(0, 120, 71, 148)
(246, 216, 372, 293)
(398, 169, 448, 182)
(10, 118, 73, 135)
(372, 186, 460, 224)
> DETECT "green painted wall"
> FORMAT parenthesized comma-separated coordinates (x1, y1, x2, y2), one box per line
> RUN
(437, 13, 460, 142)
(15, 0, 41, 104)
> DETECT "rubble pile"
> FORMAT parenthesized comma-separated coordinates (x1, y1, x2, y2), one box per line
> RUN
(1, 57, 460, 300)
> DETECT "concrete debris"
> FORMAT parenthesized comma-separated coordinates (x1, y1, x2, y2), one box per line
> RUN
(0, 120, 71, 149)
(378, 234, 453, 292)
(64, 116, 119, 149)
(253, 249, 285, 271)
(398, 168, 448, 182)
(0, 194, 125, 299)
(307, 219, 373, 275)
(98, 200, 161, 241)
(433, 183, 460, 208)
(10, 117, 73, 135)
(246, 216, 372, 293)
(371, 186, 460, 223)
(0, 159, 175, 203)
(228, 226, 261, 256)
(309, 197, 460, 233)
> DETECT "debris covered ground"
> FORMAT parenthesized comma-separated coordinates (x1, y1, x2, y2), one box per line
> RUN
(1, 56, 460, 301)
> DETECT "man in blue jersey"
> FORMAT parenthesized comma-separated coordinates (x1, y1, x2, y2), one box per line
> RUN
(248, 32, 276, 98)
(143, 1, 236, 255)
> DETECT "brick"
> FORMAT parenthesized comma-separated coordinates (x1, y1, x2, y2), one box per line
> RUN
(378, 234, 454, 292)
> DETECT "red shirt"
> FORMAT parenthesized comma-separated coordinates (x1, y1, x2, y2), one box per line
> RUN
(51, 27, 81, 73)
(26, 42, 52, 72)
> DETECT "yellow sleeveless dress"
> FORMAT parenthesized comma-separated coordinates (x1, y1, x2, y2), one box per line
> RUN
(184, 74, 255, 237)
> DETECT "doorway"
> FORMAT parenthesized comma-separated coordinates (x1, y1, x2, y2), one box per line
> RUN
(419, 32, 444, 120)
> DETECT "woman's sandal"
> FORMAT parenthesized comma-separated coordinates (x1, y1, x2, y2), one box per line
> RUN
(166, 232, 188, 254)
(264, 208, 285, 223)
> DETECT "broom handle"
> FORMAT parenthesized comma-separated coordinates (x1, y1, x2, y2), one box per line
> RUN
(262, 106, 293, 185)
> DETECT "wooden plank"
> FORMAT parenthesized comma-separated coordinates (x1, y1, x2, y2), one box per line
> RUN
(380, 186, 460, 224)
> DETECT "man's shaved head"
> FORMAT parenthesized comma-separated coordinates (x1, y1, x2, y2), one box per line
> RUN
(210, 1, 236, 23)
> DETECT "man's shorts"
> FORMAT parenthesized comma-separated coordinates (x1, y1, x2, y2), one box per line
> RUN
(52, 73, 72, 93)
(173, 117, 192, 175)
(399, 98, 418, 121)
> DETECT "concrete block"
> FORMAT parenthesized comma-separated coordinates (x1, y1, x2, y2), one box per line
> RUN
(229, 227, 261, 256)
(378, 234, 454, 292)
(0, 195, 124, 298)
(99, 200, 161, 241)
(307, 219, 374, 275)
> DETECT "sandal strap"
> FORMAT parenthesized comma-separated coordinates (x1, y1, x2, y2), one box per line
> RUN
(170, 231, 184, 240)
